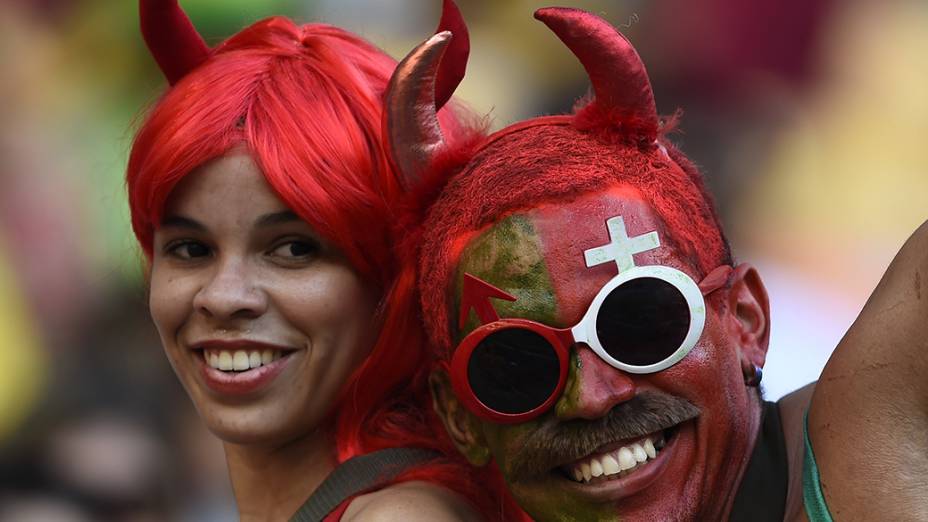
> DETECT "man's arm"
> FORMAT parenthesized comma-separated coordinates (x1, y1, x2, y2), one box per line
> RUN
(808, 219, 928, 519)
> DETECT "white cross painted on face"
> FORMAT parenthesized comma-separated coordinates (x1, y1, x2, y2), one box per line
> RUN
(583, 216, 661, 272)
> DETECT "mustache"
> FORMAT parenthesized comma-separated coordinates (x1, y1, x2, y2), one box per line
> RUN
(506, 390, 700, 481)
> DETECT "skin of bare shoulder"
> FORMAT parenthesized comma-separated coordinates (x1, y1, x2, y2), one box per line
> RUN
(343, 481, 483, 522)
(808, 219, 928, 520)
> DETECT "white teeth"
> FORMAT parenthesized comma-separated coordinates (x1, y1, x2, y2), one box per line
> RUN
(218, 351, 233, 371)
(568, 436, 665, 483)
(644, 438, 657, 459)
(617, 447, 636, 471)
(632, 443, 648, 463)
(205, 348, 287, 372)
(232, 351, 249, 371)
(580, 462, 592, 482)
(602, 454, 620, 475)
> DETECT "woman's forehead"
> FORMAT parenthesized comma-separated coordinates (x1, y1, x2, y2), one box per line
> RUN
(162, 152, 288, 224)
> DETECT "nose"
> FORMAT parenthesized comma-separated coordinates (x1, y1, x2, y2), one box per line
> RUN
(554, 345, 636, 420)
(192, 257, 267, 321)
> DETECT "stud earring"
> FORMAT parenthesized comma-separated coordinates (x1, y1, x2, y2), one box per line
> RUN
(744, 363, 763, 387)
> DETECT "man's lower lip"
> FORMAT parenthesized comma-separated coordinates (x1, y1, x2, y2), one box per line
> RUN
(198, 353, 293, 396)
(553, 421, 690, 501)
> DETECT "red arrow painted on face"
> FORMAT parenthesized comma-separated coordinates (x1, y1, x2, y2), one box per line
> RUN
(459, 273, 518, 329)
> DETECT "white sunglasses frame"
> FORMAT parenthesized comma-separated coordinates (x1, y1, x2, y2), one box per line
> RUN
(569, 264, 707, 374)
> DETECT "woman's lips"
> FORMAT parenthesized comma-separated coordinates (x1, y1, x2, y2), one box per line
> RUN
(190, 340, 298, 397)
(198, 351, 294, 396)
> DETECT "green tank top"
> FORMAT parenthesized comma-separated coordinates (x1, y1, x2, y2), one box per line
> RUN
(803, 411, 834, 522)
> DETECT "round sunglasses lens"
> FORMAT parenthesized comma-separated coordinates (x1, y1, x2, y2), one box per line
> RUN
(596, 277, 690, 366)
(468, 328, 560, 415)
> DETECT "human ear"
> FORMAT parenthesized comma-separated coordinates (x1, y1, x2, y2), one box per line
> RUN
(725, 263, 771, 370)
(429, 370, 491, 466)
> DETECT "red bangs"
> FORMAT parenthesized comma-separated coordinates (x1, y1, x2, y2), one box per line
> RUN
(127, 17, 397, 282)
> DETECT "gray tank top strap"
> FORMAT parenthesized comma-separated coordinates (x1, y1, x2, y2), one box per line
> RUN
(290, 447, 440, 522)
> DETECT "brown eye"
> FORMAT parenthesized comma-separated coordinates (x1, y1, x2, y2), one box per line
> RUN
(168, 241, 211, 260)
(270, 240, 318, 259)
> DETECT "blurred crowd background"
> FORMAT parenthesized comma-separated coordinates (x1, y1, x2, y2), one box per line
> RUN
(1, 0, 926, 520)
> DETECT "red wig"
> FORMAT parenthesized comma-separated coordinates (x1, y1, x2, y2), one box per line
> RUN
(131, 18, 408, 274)
(128, 9, 508, 518)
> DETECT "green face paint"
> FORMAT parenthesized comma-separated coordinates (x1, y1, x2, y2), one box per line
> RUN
(449, 213, 622, 521)
(479, 415, 624, 521)
(452, 213, 560, 342)
(555, 349, 583, 416)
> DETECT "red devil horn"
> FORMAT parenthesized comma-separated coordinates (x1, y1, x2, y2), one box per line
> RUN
(384, 31, 452, 189)
(139, 0, 210, 85)
(434, 0, 469, 109)
(534, 7, 658, 136)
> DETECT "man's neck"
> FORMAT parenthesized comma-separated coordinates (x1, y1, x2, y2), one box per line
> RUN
(224, 428, 339, 521)
(715, 390, 767, 521)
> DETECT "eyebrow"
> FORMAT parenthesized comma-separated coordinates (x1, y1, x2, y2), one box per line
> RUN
(160, 215, 206, 231)
(159, 211, 301, 231)
(255, 210, 301, 228)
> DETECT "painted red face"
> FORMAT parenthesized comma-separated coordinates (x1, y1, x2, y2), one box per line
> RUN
(451, 185, 760, 521)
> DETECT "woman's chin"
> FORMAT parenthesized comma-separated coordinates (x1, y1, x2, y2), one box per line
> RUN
(195, 404, 321, 448)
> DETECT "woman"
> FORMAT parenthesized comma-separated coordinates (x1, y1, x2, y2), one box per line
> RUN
(126, 1, 492, 519)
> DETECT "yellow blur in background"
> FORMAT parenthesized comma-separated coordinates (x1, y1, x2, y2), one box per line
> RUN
(0, 244, 45, 443)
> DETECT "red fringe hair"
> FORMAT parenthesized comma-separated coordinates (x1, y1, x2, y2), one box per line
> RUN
(127, 16, 515, 519)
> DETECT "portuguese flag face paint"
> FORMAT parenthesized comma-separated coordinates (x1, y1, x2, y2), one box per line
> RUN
(445, 187, 754, 522)
(454, 213, 560, 344)
(453, 185, 679, 342)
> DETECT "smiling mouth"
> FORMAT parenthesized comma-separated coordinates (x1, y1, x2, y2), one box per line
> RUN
(561, 424, 680, 484)
(200, 348, 292, 372)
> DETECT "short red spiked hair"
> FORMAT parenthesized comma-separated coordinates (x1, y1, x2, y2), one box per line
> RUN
(416, 120, 731, 355)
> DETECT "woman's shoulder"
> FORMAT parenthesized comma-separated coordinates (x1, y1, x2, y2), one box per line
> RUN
(342, 480, 483, 522)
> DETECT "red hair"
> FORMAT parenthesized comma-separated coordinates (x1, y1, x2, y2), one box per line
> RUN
(127, 16, 507, 518)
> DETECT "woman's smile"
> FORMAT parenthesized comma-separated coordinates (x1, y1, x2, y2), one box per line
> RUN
(148, 152, 378, 444)
(189, 339, 301, 397)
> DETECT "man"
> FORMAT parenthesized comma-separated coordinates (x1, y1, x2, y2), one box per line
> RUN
(385, 7, 928, 521)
